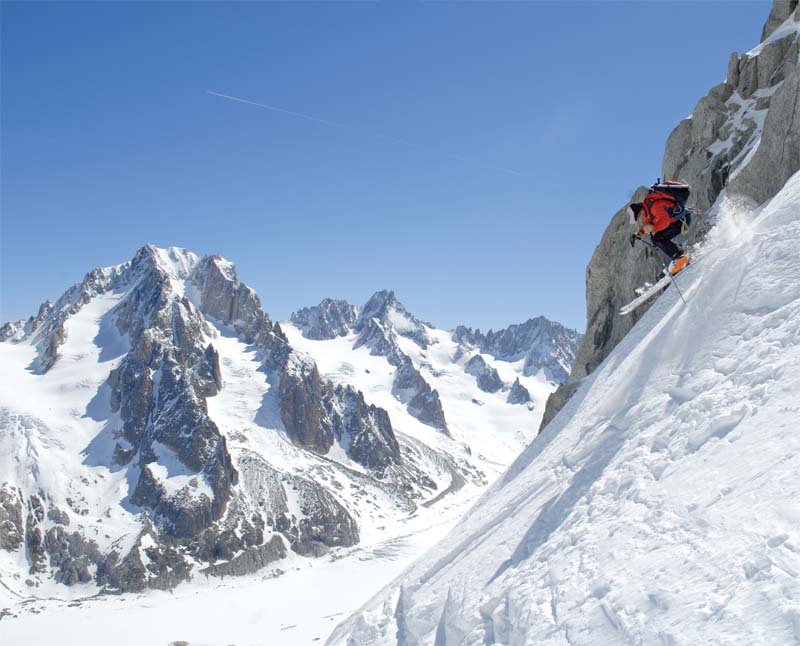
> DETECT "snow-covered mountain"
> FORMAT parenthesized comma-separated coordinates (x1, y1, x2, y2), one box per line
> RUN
(330, 3, 800, 643)
(285, 290, 581, 464)
(0, 247, 577, 598)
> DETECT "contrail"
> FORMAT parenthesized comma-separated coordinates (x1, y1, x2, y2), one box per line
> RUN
(207, 90, 523, 177)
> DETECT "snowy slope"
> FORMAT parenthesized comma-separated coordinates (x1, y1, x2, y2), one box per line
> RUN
(0, 278, 142, 576)
(329, 173, 800, 645)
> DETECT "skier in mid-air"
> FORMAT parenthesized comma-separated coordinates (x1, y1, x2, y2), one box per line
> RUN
(628, 180, 692, 276)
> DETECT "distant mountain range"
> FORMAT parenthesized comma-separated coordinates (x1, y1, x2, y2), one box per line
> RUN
(0, 245, 580, 595)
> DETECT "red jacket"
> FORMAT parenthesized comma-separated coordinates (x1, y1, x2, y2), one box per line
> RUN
(639, 191, 677, 234)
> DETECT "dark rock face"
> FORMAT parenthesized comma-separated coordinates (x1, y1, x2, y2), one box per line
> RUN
(95, 524, 193, 592)
(570, 187, 663, 382)
(452, 325, 482, 347)
(541, 1, 800, 433)
(279, 358, 332, 455)
(44, 526, 101, 585)
(283, 475, 360, 555)
(454, 318, 581, 384)
(762, 0, 798, 40)
(19, 266, 126, 373)
(539, 380, 581, 431)
(201, 536, 286, 577)
(192, 256, 268, 344)
(278, 354, 404, 469)
(507, 378, 532, 405)
(47, 506, 70, 526)
(0, 301, 53, 343)
(538, 191, 664, 433)
(664, 11, 800, 213)
(4, 248, 497, 593)
(107, 249, 238, 540)
(24, 494, 47, 574)
(291, 290, 430, 366)
(324, 384, 401, 470)
(729, 52, 800, 205)
(0, 486, 24, 551)
(464, 355, 504, 394)
(392, 359, 449, 434)
(291, 299, 358, 340)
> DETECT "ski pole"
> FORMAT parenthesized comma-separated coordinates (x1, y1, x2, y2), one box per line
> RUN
(633, 236, 688, 306)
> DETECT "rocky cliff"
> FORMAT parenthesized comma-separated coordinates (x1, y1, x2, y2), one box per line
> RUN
(541, 0, 800, 431)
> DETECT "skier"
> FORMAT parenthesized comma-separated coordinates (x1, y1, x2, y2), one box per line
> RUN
(627, 180, 691, 276)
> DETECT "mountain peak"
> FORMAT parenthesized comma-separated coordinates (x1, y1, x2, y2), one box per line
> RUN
(131, 244, 201, 280)
(358, 289, 400, 323)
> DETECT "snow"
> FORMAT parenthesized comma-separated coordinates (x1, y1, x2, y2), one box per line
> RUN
(149, 442, 213, 500)
(329, 173, 800, 645)
(387, 307, 417, 335)
(149, 245, 200, 280)
(746, 14, 800, 58)
(7, 159, 797, 645)
(0, 287, 142, 574)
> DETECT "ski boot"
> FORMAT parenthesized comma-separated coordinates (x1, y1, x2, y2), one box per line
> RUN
(670, 252, 690, 276)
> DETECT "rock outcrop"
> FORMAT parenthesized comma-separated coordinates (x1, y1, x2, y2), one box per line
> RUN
(393, 359, 449, 434)
(290, 298, 358, 340)
(507, 378, 532, 405)
(324, 384, 402, 470)
(464, 354, 504, 394)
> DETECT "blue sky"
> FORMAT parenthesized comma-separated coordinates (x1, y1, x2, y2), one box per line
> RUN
(1, 0, 770, 331)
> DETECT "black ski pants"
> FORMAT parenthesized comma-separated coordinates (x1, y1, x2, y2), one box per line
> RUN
(651, 220, 684, 260)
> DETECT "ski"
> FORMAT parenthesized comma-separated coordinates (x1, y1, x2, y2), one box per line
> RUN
(619, 271, 673, 315)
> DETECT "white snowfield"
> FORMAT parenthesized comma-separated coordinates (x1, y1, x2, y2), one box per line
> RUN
(328, 174, 800, 645)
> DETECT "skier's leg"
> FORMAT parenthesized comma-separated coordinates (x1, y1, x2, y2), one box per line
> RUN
(651, 221, 684, 260)
(651, 236, 681, 259)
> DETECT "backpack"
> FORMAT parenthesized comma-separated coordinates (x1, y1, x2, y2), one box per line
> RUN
(649, 179, 691, 220)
